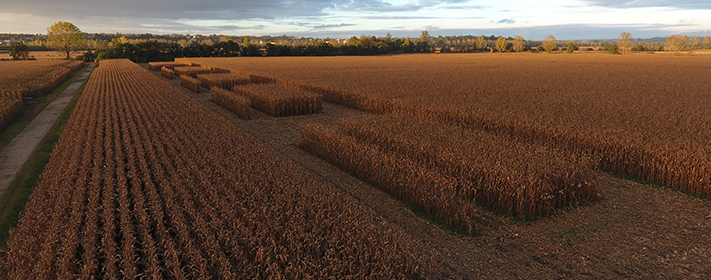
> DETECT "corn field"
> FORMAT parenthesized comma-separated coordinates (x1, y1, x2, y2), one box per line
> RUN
(233, 83, 322, 117)
(198, 73, 250, 89)
(0, 97, 23, 132)
(0, 60, 83, 98)
(181, 54, 711, 198)
(338, 115, 598, 220)
(0, 60, 83, 132)
(173, 65, 217, 78)
(300, 123, 478, 234)
(210, 87, 252, 119)
(0, 59, 434, 279)
(148, 61, 185, 71)
(179, 75, 201, 93)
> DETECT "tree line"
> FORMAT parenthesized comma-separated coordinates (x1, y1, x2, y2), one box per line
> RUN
(6, 22, 711, 62)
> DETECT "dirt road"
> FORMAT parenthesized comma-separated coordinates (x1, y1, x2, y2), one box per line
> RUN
(0, 64, 95, 195)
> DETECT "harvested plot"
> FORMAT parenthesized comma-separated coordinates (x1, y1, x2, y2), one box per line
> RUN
(198, 73, 250, 89)
(234, 83, 321, 117)
(209, 87, 251, 119)
(182, 55, 711, 198)
(0, 59, 434, 279)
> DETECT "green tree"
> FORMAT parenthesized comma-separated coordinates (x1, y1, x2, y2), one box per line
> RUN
(495, 36, 507, 52)
(414, 30, 430, 52)
(664, 35, 689, 53)
(704, 35, 711, 49)
(474, 35, 487, 51)
(243, 37, 251, 47)
(607, 44, 620, 54)
(9, 41, 29, 60)
(542, 35, 558, 53)
(617, 32, 632, 54)
(402, 37, 414, 53)
(512, 35, 525, 52)
(566, 42, 576, 53)
(47, 21, 85, 59)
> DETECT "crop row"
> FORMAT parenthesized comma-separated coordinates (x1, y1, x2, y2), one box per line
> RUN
(0, 59, 434, 279)
(198, 73, 250, 89)
(232, 83, 322, 117)
(147, 61, 185, 71)
(300, 123, 478, 233)
(301, 115, 598, 230)
(209, 87, 252, 119)
(181, 55, 711, 198)
(0, 97, 23, 132)
(0, 60, 83, 98)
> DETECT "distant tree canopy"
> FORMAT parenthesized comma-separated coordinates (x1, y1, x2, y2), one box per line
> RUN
(73, 29, 711, 63)
(543, 35, 558, 52)
(665, 35, 689, 53)
(495, 37, 507, 52)
(47, 21, 85, 59)
(9, 41, 30, 60)
(512, 36, 525, 52)
(566, 42, 576, 54)
(474, 35, 487, 51)
(617, 32, 632, 54)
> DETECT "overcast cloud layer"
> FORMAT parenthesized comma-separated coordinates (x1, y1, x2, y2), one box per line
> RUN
(0, 0, 709, 40)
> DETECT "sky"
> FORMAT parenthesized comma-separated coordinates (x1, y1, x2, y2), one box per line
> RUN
(0, 0, 710, 40)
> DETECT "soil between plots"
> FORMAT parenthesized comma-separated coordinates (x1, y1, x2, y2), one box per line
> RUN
(148, 66, 711, 279)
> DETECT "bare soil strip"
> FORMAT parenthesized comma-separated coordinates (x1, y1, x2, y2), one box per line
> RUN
(0, 64, 95, 196)
(150, 67, 711, 279)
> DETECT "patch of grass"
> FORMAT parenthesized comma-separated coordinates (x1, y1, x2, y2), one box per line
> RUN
(553, 219, 615, 245)
(0, 66, 90, 249)
(609, 172, 711, 201)
(0, 64, 90, 154)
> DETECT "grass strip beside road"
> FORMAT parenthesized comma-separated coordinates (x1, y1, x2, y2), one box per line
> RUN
(0, 65, 90, 249)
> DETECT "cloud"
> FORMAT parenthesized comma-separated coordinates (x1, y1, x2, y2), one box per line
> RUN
(361, 15, 439, 19)
(335, 0, 474, 12)
(0, 0, 340, 20)
(497, 18, 516, 24)
(582, 0, 711, 9)
(312, 23, 356, 29)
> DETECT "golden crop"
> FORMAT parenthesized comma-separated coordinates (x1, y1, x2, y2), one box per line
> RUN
(198, 73, 250, 89)
(179, 74, 201, 93)
(173, 65, 216, 78)
(0, 97, 22, 132)
(183, 54, 711, 198)
(209, 86, 251, 119)
(148, 61, 185, 71)
(233, 83, 322, 117)
(0, 60, 83, 132)
(0, 59, 434, 278)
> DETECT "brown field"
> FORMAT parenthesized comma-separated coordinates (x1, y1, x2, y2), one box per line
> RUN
(0, 60, 83, 132)
(209, 86, 252, 119)
(180, 53, 711, 198)
(0, 59, 434, 278)
(2, 54, 711, 279)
